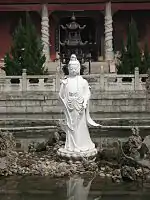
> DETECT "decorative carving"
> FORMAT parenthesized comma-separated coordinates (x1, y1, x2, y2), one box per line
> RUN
(41, 4, 50, 64)
(105, 2, 114, 61)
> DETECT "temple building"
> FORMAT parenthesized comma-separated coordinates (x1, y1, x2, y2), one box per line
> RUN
(0, 0, 150, 72)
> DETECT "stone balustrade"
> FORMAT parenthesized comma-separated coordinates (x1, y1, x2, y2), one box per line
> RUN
(0, 67, 148, 93)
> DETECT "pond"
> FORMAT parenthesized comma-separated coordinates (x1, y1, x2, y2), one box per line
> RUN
(0, 176, 150, 200)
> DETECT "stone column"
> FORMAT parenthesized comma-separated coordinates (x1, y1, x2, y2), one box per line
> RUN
(41, 4, 51, 68)
(104, 1, 114, 61)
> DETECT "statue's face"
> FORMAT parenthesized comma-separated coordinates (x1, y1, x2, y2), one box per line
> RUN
(69, 63, 79, 76)
(70, 54, 77, 61)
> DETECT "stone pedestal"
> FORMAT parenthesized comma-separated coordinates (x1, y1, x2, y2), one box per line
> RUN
(57, 148, 97, 160)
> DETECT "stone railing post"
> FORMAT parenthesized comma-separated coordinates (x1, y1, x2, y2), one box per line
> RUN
(0, 59, 6, 88)
(100, 65, 105, 91)
(22, 69, 27, 92)
(55, 74, 60, 92)
(134, 67, 139, 91)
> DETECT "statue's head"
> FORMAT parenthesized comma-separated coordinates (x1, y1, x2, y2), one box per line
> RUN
(68, 60, 80, 76)
(70, 54, 77, 61)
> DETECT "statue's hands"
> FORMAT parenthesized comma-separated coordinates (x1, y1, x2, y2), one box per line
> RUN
(83, 101, 87, 109)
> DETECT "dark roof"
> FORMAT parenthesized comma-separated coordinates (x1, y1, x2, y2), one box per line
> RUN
(0, 0, 150, 4)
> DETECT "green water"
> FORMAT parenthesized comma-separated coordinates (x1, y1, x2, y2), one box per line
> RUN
(0, 176, 150, 200)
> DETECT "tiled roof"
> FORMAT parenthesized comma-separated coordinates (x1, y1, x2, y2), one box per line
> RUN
(0, 0, 149, 3)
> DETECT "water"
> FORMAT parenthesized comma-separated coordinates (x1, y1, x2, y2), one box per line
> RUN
(0, 176, 150, 200)
(14, 128, 150, 152)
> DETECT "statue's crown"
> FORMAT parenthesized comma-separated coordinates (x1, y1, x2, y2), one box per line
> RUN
(68, 60, 80, 68)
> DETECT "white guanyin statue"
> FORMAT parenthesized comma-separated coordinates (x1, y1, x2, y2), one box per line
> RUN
(57, 55, 100, 158)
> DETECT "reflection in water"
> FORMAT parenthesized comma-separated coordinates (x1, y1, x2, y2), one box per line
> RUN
(0, 176, 150, 200)
(67, 176, 100, 200)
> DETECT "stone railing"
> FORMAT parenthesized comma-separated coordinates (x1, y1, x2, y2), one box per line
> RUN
(0, 68, 148, 92)
(0, 69, 59, 92)
(84, 67, 147, 91)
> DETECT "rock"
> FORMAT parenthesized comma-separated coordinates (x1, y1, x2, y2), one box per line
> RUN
(105, 166, 112, 173)
(40, 157, 45, 161)
(112, 175, 122, 183)
(75, 161, 81, 165)
(99, 172, 105, 177)
(53, 132, 60, 142)
(0, 157, 7, 170)
(98, 140, 121, 162)
(35, 142, 47, 152)
(106, 173, 111, 178)
(0, 131, 18, 176)
(123, 127, 142, 157)
(130, 148, 141, 160)
(143, 168, 150, 175)
(46, 132, 60, 147)
(121, 165, 137, 181)
(100, 167, 105, 171)
(143, 135, 150, 150)
(136, 168, 143, 177)
(143, 135, 150, 156)
(0, 131, 16, 151)
(138, 143, 149, 159)
(112, 169, 121, 176)
(46, 161, 50, 165)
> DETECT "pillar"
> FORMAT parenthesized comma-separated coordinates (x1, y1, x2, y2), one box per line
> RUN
(41, 4, 51, 69)
(105, 1, 114, 61)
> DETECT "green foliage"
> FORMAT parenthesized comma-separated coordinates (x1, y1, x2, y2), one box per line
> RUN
(141, 42, 150, 74)
(117, 18, 142, 74)
(117, 40, 129, 74)
(4, 13, 46, 75)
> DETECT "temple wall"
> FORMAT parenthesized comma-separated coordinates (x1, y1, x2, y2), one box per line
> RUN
(0, 90, 148, 120)
(0, 12, 12, 58)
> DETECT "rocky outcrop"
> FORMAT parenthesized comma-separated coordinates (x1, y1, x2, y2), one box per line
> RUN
(0, 128, 150, 184)
(0, 131, 18, 176)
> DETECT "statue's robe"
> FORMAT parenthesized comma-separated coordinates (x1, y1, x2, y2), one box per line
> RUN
(67, 177, 92, 200)
(59, 75, 99, 152)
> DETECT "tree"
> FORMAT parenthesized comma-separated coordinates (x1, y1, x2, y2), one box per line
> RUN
(117, 18, 142, 74)
(117, 40, 129, 74)
(141, 42, 150, 74)
(4, 13, 46, 75)
(4, 20, 26, 75)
